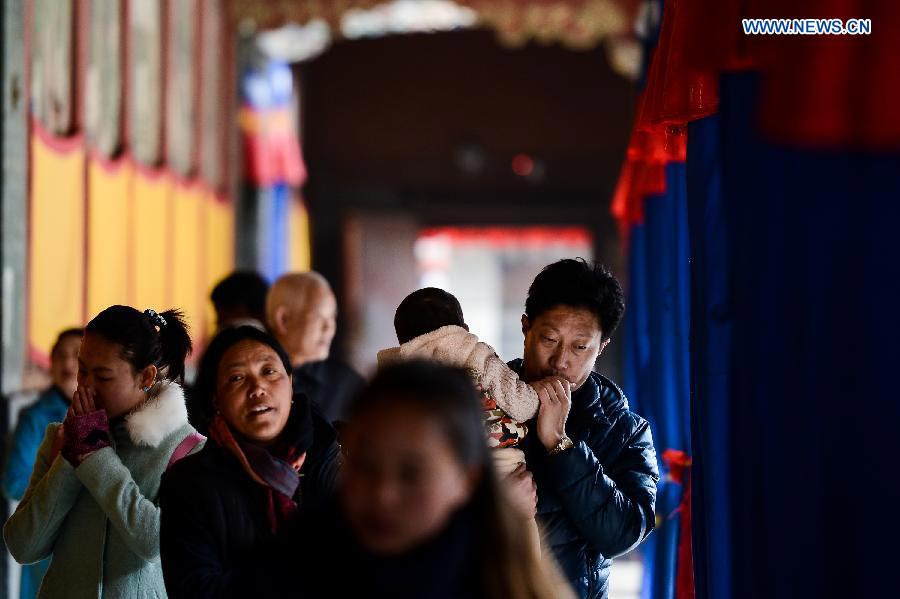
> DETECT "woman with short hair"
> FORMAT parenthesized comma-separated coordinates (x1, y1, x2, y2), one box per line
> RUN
(159, 325, 340, 598)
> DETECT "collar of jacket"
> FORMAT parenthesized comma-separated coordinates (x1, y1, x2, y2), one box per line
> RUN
(506, 358, 629, 419)
(375, 325, 474, 368)
(293, 359, 328, 385)
(48, 384, 72, 406)
(120, 381, 189, 448)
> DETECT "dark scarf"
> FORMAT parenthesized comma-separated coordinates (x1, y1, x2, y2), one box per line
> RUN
(209, 396, 314, 533)
(268, 503, 480, 598)
(353, 506, 479, 598)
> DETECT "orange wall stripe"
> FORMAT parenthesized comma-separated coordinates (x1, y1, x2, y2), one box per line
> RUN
(204, 190, 235, 337)
(289, 194, 311, 272)
(86, 155, 133, 318)
(28, 122, 86, 364)
(131, 166, 173, 315)
(171, 180, 204, 340)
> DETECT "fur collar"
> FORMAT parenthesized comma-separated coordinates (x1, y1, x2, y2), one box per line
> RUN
(124, 381, 189, 448)
(376, 325, 482, 368)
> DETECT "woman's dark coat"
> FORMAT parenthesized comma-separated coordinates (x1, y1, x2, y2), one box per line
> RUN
(159, 401, 340, 599)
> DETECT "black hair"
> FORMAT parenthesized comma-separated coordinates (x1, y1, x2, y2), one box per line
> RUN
(210, 271, 270, 322)
(191, 326, 293, 432)
(51, 328, 84, 357)
(347, 360, 487, 467)
(344, 360, 566, 597)
(393, 287, 466, 344)
(525, 258, 625, 341)
(85, 306, 192, 383)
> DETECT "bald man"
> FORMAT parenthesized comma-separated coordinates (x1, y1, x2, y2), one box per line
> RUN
(266, 272, 364, 423)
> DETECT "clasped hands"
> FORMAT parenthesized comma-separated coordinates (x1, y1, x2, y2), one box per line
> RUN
(56, 386, 111, 466)
(503, 375, 573, 519)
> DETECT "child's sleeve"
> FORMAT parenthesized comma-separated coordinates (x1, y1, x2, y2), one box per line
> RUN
(468, 343, 540, 422)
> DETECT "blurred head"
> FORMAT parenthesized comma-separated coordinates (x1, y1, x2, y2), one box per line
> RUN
(341, 361, 486, 556)
(49, 328, 83, 399)
(211, 270, 269, 330)
(195, 326, 294, 445)
(80, 306, 191, 418)
(266, 272, 337, 365)
(393, 287, 467, 344)
(521, 259, 624, 391)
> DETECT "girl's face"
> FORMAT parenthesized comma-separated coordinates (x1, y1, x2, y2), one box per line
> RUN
(214, 340, 293, 445)
(340, 402, 478, 556)
(50, 334, 81, 399)
(77, 332, 152, 419)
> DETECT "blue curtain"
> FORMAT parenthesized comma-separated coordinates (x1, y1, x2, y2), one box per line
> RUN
(257, 182, 291, 282)
(686, 111, 733, 599)
(623, 162, 691, 599)
(690, 72, 900, 598)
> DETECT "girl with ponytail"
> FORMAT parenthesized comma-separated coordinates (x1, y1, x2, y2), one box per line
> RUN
(4, 305, 204, 598)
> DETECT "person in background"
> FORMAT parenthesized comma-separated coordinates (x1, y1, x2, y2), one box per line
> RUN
(510, 259, 659, 599)
(269, 360, 574, 598)
(189, 270, 269, 431)
(2, 328, 82, 599)
(266, 271, 363, 423)
(4, 306, 200, 598)
(160, 325, 341, 598)
(210, 270, 269, 331)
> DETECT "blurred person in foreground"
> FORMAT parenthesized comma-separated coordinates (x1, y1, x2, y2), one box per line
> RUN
(2, 328, 82, 599)
(377, 287, 543, 557)
(510, 258, 659, 599)
(268, 360, 574, 598)
(160, 325, 340, 598)
(210, 270, 269, 331)
(266, 271, 363, 423)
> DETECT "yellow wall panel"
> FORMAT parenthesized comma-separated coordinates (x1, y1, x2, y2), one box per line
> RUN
(204, 193, 235, 340)
(131, 170, 172, 314)
(289, 196, 311, 272)
(29, 132, 86, 361)
(86, 158, 132, 318)
(171, 183, 204, 339)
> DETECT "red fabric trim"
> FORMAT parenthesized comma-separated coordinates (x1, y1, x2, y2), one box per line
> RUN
(611, 122, 686, 235)
(88, 150, 129, 175)
(417, 226, 592, 248)
(130, 156, 171, 181)
(30, 118, 84, 153)
(676, 471, 695, 599)
(755, 1, 900, 149)
(662, 449, 695, 599)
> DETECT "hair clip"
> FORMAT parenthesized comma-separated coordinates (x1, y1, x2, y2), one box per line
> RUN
(144, 309, 167, 328)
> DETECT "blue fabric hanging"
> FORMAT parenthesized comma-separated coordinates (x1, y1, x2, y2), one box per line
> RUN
(690, 71, 900, 598)
(257, 182, 291, 281)
(686, 111, 733, 599)
(623, 162, 691, 599)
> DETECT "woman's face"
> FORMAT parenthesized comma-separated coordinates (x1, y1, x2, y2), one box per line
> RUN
(77, 332, 149, 418)
(51, 334, 82, 399)
(214, 340, 293, 445)
(341, 402, 478, 556)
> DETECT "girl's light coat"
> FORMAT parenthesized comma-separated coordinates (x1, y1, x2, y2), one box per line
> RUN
(4, 382, 203, 598)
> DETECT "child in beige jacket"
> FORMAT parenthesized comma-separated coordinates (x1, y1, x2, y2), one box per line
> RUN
(376, 288, 542, 553)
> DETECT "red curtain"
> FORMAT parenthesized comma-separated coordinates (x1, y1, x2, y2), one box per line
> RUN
(613, 0, 900, 232)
